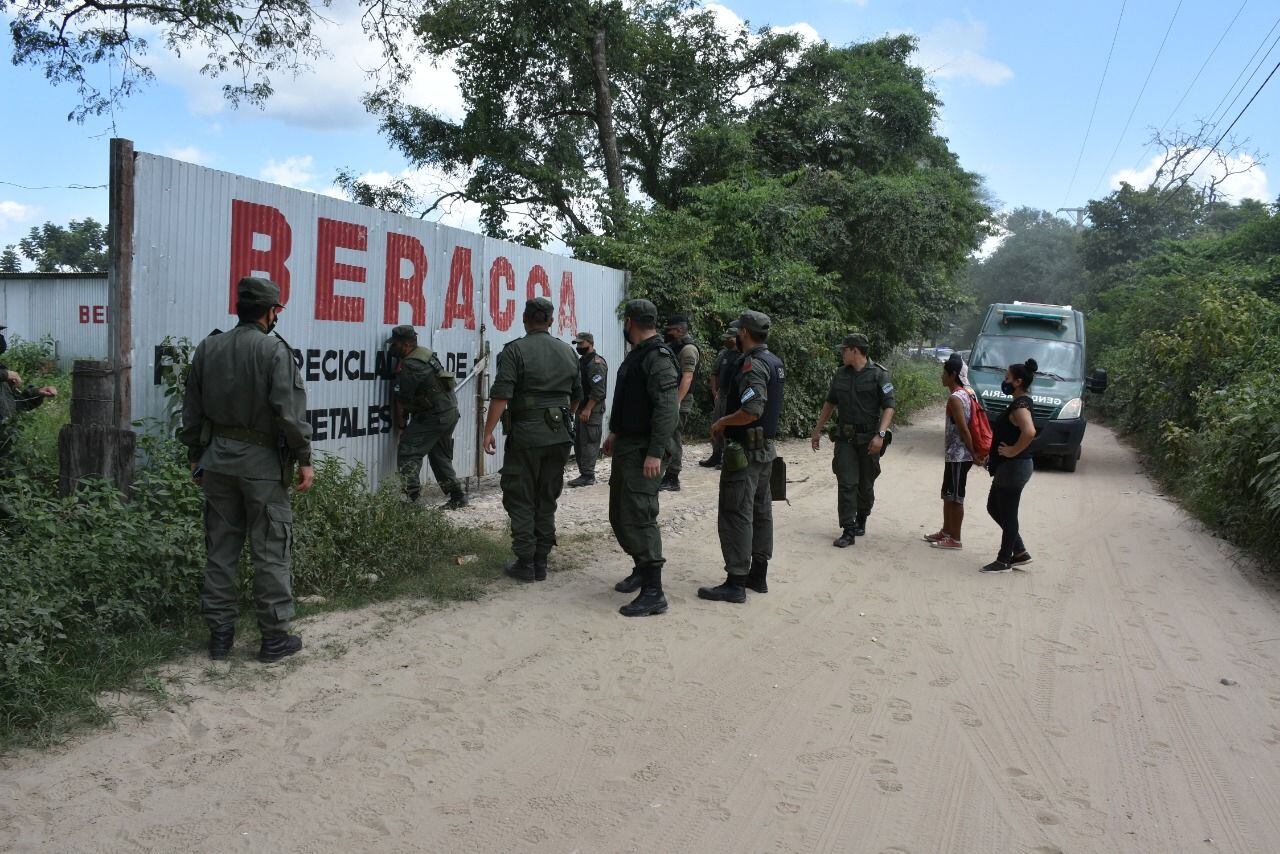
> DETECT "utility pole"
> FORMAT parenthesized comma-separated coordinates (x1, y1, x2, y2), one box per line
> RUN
(1056, 207, 1088, 231)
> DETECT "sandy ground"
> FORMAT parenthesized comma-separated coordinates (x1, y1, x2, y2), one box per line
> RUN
(3, 408, 1280, 853)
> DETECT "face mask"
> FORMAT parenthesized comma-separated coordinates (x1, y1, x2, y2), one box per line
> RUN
(576, 345, 589, 355)
(1001, 381, 1015, 395)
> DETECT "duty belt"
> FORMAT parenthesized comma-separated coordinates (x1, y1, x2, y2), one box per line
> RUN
(210, 424, 276, 449)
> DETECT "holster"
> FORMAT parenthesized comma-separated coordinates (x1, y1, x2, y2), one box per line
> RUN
(770, 456, 788, 503)
(559, 406, 577, 443)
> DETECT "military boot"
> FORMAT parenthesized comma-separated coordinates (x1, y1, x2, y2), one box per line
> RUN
(745, 556, 769, 594)
(208, 628, 235, 661)
(659, 473, 681, 492)
(697, 573, 747, 603)
(258, 634, 302, 663)
(567, 474, 597, 488)
(533, 557, 549, 581)
(698, 454, 721, 468)
(620, 567, 668, 617)
(833, 530, 857, 548)
(854, 513, 868, 537)
(614, 563, 644, 593)
(503, 558, 538, 583)
(442, 491, 469, 510)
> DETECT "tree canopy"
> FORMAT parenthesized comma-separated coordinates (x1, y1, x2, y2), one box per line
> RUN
(4, 218, 107, 272)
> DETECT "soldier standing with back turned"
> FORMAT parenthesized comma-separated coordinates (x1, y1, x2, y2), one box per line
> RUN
(482, 297, 583, 583)
(659, 314, 700, 492)
(180, 277, 313, 663)
(698, 311, 784, 603)
(387, 325, 468, 509)
(567, 331, 608, 488)
(810, 333, 896, 548)
(604, 299, 680, 617)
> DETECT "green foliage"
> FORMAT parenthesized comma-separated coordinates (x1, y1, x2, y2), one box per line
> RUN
(0, 404, 501, 746)
(880, 355, 947, 425)
(5, 336, 68, 478)
(0, 248, 20, 273)
(6, 219, 107, 273)
(1090, 203, 1280, 566)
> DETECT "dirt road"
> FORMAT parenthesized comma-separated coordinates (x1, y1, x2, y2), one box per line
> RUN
(3, 409, 1280, 853)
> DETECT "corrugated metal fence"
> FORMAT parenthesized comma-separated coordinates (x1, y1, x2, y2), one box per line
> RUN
(125, 152, 627, 490)
(0, 273, 110, 369)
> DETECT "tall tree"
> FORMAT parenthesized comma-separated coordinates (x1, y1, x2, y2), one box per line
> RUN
(0, 247, 20, 273)
(8, 218, 107, 272)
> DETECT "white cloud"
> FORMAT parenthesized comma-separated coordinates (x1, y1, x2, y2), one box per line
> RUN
(260, 155, 317, 190)
(147, 0, 464, 131)
(1110, 151, 1270, 201)
(775, 22, 821, 45)
(0, 200, 35, 230)
(165, 145, 212, 165)
(905, 20, 1013, 86)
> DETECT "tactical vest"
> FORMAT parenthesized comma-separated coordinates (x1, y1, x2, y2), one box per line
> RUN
(402, 346, 456, 413)
(611, 337, 677, 435)
(725, 347, 785, 440)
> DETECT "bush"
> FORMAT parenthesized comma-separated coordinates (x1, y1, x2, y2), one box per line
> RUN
(1, 416, 501, 746)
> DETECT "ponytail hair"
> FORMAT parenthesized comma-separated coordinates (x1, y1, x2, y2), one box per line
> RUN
(1008, 358, 1037, 390)
(943, 353, 964, 381)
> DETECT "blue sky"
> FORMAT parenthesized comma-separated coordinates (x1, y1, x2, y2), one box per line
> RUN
(1, 0, 1277, 258)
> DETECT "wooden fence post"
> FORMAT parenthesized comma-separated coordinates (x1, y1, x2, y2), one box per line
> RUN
(58, 360, 137, 496)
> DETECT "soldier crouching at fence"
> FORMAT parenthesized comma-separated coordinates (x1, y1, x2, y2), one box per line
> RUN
(180, 277, 314, 663)
(387, 325, 468, 509)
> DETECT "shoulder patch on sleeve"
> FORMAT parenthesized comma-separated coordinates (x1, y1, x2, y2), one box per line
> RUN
(592, 374, 603, 383)
(882, 383, 894, 394)
(741, 387, 757, 403)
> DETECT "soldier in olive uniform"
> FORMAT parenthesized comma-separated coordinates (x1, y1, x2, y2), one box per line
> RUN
(0, 324, 58, 471)
(699, 311, 784, 603)
(567, 331, 608, 488)
(810, 333, 896, 547)
(387, 325, 468, 509)
(180, 277, 313, 663)
(482, 297, 583, 582)
(603, 299, 680, 617)
(698, 324, 740, 469)
(659, 314, 700, 492)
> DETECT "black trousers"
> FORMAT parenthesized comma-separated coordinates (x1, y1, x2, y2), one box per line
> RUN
(986, 458, 1032, 560)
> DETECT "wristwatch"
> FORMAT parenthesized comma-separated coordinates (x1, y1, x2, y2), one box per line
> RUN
(877, 430, 887, 438)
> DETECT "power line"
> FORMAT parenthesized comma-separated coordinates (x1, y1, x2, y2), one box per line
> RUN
(1062, 0, 1127, 206)
(1203, 13, 1280, 129)
(1156, 0, 1248, 135)
(1092, 0, 1185, 197)
(1205, 21, 1280, 134)
(0, 181, 108, 190)
(1183, 56, 1280, 190)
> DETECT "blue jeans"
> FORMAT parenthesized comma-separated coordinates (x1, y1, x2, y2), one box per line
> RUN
(986, 458, 1032, 561)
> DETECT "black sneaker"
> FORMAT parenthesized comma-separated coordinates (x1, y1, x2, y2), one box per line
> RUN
(1007, 552, 1033, 567)
(980, 560, 1012, 574)
(208, 628, 235, 661)
(258, 634, 302, 663)
(833, 531, 856, 548)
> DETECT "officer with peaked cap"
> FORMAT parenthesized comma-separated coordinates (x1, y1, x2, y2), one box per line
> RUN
(180, 276, 313, 663)
(604, 298, 680, 616)
(810, 332, 896, 547)
(699, 310, 785, 603)
(387, 324, 467, 509)
(482, 297, 583, 582)
(568, 331, 608, 487)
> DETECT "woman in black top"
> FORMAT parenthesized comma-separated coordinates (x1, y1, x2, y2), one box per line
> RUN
(983, 358, 1038, 573)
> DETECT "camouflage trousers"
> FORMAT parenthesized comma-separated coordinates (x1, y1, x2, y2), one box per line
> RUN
(398, 409, 462, 500)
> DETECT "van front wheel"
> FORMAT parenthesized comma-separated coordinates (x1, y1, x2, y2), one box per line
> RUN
(1060, 447, 1080, 472)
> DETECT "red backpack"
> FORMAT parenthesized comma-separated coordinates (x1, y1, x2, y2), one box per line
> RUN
(963, 388, 994, 459)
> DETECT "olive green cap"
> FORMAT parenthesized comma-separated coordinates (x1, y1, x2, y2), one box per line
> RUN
(722, 324, 739, 339)
(623, 298, 658, 324)
(572, 331, 594, 344)
(387, 324, 417, 344)
(524, 296, 554, 321)
(237, 276, 282, 308)
(841, 333, 870, 350)
(737, 310, 771, 335)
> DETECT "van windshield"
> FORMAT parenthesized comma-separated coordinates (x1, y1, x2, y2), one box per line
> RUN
(969, 336, 1082, 381)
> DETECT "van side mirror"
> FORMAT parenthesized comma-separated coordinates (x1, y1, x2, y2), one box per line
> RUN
(1087, 368, 1108, 394)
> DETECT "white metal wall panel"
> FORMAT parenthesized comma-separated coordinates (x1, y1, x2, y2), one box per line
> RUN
(126, 151, 626, 489)
(0, 275, 110, 369)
